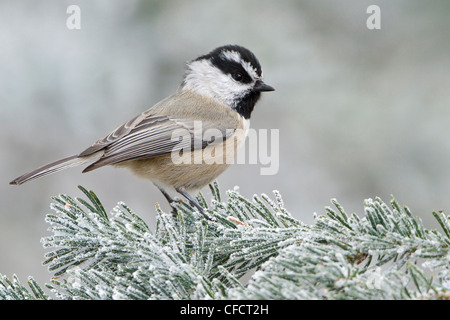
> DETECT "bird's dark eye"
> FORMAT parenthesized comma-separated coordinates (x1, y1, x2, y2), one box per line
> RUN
(232, 72, 243, 81)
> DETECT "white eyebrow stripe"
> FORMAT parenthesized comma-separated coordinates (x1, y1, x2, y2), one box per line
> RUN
(220, 50, 260, 80)
(241, 60, 260, 80)
(220, 50, 241, 63)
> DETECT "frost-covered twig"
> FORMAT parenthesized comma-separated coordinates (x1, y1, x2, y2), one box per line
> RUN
(0, 183, 448, 300)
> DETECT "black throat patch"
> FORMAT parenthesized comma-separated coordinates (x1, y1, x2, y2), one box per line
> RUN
(234, 90, 261, 119)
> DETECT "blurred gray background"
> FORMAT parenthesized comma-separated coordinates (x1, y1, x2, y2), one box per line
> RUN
(1, 0, 449, 288)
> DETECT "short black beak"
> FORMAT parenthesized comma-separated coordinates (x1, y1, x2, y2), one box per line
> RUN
(253, 80, 275, 92)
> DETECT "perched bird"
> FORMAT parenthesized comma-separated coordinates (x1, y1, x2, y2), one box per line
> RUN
(10, 45, 274, 219)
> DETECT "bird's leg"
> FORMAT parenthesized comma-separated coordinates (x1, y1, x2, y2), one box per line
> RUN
(175, 187, 214, 221)
(155, 184, 179, 217)
(156, 185, 175, 203)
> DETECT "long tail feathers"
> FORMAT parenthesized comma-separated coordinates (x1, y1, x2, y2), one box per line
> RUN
(9, 153, 103, 185)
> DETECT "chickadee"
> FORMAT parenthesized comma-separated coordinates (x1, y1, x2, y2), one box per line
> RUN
(10, 45, 274, 219)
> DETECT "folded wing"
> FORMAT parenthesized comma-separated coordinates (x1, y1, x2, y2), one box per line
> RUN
(81, 113, 234, 172)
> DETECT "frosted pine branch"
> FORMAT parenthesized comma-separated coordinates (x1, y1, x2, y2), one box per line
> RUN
(0, 183, 449, 300)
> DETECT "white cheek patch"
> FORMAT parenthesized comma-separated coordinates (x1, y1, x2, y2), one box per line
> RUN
(183, 59, 253, 107)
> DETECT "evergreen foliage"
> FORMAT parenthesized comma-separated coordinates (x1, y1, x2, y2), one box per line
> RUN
(1, 183, 449, 300)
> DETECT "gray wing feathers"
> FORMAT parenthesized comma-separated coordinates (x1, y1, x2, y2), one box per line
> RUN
(78, 113, 146, 156)
(82, 116, 234, 171)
